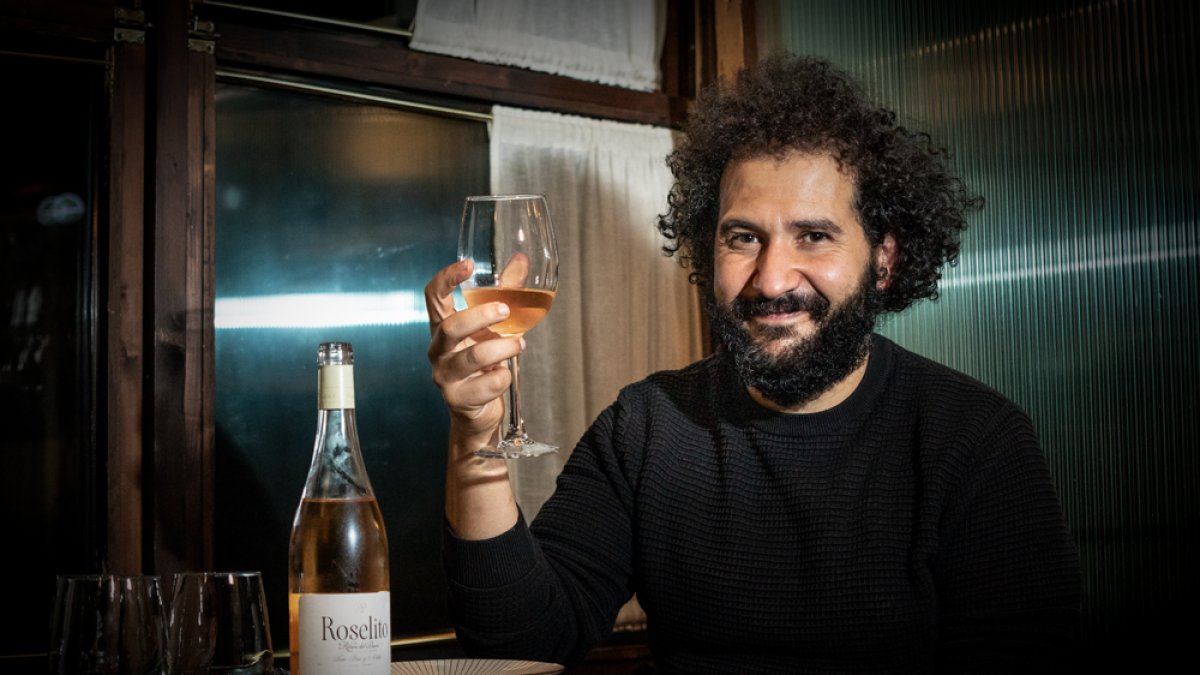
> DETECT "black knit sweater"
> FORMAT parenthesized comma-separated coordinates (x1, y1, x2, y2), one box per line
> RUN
(444, 335, 1080, 673)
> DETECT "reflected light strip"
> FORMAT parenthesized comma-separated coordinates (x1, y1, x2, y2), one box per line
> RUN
(942, 229, 1198, 289)
(215, 292, 426, 329)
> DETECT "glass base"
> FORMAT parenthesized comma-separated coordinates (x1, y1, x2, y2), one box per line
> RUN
(476, 435, 559, 459)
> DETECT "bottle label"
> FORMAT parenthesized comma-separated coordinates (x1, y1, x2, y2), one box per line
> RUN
(318, 365, 355, 410)
(298, 591, 390, 674)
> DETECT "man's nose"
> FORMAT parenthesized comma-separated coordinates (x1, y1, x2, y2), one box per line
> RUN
(751, 242, 802, 298)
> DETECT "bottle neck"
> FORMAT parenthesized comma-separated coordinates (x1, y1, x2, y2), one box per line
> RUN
(319, 364, 355, 410)
(304, 367, 374, 499)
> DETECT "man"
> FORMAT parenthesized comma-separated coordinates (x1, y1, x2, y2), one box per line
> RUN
(425, 55, 1080, 672)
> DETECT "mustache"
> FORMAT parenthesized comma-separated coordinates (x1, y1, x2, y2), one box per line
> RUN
(730, 292, 830, 322)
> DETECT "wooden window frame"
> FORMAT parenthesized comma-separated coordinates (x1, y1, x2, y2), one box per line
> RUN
(1, 0, 755, 668)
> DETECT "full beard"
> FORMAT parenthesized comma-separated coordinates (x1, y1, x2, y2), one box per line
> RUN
(708, 268, 884, 409)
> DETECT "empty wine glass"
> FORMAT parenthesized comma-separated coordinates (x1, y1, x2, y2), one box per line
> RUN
(49, 575, 118, 674)
(116, 577, 169, 674)
(457, 194, 560, 458)
(49, 574, 167, 675)
(167, 572, 274, 675)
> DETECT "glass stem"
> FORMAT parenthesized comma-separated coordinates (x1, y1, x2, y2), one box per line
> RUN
(505, 355, 526, 442)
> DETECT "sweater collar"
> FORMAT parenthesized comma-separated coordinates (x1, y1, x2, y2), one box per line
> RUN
(719, 333, 895, 432)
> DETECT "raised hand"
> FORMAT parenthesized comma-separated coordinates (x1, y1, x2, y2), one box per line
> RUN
(425, 259, 525, 449)
(426, 258, 524, 539)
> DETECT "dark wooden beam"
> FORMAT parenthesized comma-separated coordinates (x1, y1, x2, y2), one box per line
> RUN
(204, 8, 689, 128)
(740, 0, 759, 67)
(191, 17, 218, 578)
(148, 0, 215, 576)
(712, 0, 756, 84)
(106, 27, 147, 576)
(662, 0, 697, 101)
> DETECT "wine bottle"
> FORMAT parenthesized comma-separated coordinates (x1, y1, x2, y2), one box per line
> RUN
(288, 342, 390, 675)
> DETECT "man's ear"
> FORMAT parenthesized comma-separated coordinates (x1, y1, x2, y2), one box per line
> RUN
(874, 233, 899, 289)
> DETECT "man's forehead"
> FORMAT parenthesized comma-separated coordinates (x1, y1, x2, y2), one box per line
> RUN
(721, 148, 855, 179)
(718, 152, 859, 213)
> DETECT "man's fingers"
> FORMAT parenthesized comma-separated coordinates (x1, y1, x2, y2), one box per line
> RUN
(498, 252, 530, 287)
(428, 302, 510, 360)
(425, 259, 473, 329)
(443, 366, 513, 411)
(435, 335, 523, 385)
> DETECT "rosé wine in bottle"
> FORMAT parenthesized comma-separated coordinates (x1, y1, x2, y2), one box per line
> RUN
(288, 342, 390, 675)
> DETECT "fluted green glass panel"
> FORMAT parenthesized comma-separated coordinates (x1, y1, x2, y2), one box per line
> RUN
(771, 0, 1197, 660)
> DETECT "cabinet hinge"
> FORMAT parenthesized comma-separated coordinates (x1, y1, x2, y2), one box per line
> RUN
(188, 17, 217, 54)
(114, 7, 146, 44)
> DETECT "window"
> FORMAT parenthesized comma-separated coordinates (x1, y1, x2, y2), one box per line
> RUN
(213, 81, 489, 644)
(0, 52, 104, 661)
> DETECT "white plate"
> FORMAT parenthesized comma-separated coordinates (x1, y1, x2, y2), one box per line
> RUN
(391, 659, 564, 675)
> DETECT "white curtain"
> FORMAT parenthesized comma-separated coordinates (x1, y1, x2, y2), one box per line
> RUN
(488, 106, 704, 521)
(411, 0, 666, 92)
(490, 106, 702, 631)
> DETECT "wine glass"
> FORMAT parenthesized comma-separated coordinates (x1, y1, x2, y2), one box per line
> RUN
(458, 194, 560, 458)
(167, 572, 274, 675)
(115, 576, 169, 674)
(49, 575, 118, 674)
(49, 574, 167, 675)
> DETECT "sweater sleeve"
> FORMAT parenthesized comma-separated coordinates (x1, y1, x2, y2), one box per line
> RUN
(935, 404, 1081, 672)
(443, 401, 636, 665)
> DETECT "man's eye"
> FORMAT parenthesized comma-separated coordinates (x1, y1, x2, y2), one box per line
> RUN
(728, 232, 757, 246)
(802, 231, 829, 244)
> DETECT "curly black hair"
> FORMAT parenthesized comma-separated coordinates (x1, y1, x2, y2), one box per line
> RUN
(658, 54, 983, 313)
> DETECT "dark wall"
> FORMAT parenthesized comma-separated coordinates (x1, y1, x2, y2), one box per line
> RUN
(768, 0, 1198, 667)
